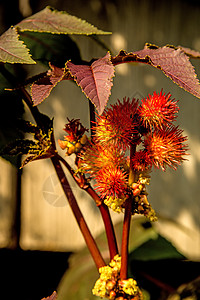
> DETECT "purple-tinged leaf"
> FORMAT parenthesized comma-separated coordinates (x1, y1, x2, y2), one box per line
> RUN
(17, 6, 111, 35)
(135, 46, 200, 99)
(178, 46, 200, 58)
(112, 45, 200, 99)
(0, 27, 35, 64)
(67, 52, 115, 114)
(41, 291, 57, 300)
(31, 64, 72, 106)
(146, 43, 200, 58)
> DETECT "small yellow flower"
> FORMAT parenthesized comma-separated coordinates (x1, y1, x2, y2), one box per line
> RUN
(119, 278, 139, 296)
(99, 266, 113, 281)
(104, 196, 126, 213)
(93, 255, 143, 299)
(109, 254, 121, 271)
(92, 278, 107, 298)
(92, 255, 121, 298)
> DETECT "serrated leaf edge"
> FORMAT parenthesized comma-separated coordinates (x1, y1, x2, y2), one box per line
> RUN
(0, 26, 36, 64)
(31, 62, 69, 106)
(67, 51, 115, 114)
(17, 6, 112, 36)
(112, 46, 200, 100)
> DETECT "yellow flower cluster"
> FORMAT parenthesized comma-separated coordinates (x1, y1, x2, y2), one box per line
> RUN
(119, 278, 138, 296)
(138, 174, 150, 186)
(92, 255, 121, 299)
(92, 255, 142, 299)
(104, 196, 126, 213)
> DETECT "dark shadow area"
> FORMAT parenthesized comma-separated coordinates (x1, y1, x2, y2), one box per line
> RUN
(0, 248, 71, 300)
(130, 259, 200, 299)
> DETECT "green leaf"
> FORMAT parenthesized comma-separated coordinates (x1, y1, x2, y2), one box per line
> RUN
(17, 6, 111, 35)
(0, 27, 36, 64)
(129, 234, 185, 261)
(19, 31, 82, 67)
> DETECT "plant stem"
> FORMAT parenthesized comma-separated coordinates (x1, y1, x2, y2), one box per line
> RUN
(86, 186, 119, 259)
(57, 153, 119, 260)
(120, 143, 136, 279)
(51, 156, 105, 269)
(120, 197, 132, 280)
(98, 202, 119, 260)
(55, 153, 77, 180)
(128, 143, 136, 185)
(89, 101, 96, 138)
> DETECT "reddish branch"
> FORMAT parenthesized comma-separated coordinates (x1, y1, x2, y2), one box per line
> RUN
(120, 197, 132, 280)
(57, 153, 119, 260)
(120, 143, 136, 279)
(51, 156, 105, 269)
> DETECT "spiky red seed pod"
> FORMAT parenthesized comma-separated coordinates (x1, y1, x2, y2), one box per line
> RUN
(138, 90, 179, 130)
(144, 126, 188, 171)
(80, 141, 125, 174)
(95, 166, 128, 199)
(95, 97, 140, 150)
(131, 150, 152, 171)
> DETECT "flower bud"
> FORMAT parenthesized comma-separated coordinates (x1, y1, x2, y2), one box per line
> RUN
(67, 145, 75, 155)
(131, 183, 139, 189)
(109, 291, 116, 299)
(80, 134, 88, 145)
(132, 188, 141, 197)
(58, 139, 68, 150)
(106, 280, 116, 291)
(75, 142, 82, 153)
(138, 205, 144, 212)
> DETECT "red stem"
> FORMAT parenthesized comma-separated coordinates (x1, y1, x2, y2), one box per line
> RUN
(99, 202, 119, 260)
(57, 154, 119, 260)
(51, 157, 105, 269)
(86, 187, 119, 259)
(120, 143, 136, 279)
(120, 197, 132, 280)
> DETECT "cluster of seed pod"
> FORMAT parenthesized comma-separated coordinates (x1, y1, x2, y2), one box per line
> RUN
(58, 134, 88, 155)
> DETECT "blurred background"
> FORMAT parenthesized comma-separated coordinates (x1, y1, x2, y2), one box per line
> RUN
(0, 0, 200, 299)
